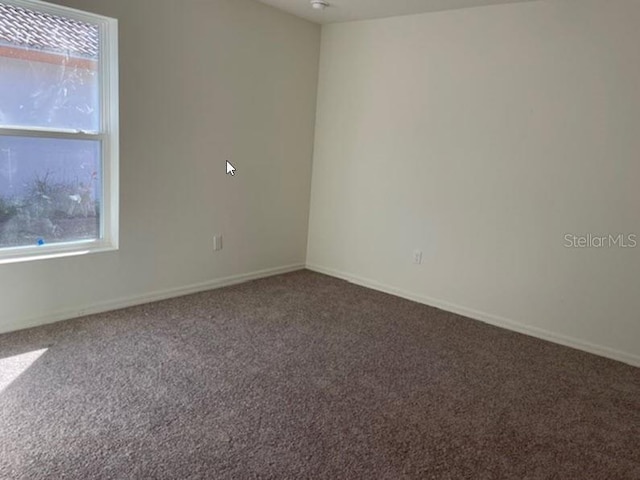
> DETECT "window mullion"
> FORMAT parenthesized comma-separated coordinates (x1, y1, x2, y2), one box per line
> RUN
(0, 127, 103, 141)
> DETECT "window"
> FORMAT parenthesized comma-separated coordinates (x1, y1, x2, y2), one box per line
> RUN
(0, 0, 118, 262)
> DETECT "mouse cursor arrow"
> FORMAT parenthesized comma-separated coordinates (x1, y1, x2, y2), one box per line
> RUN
(226, 161, 236, 176)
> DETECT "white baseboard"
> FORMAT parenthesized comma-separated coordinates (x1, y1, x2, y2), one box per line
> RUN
(1, 264, 305, 335)
(306, 263, 640, 368)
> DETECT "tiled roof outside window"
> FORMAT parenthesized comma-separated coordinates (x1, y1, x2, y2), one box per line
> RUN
(0, 2, 98, 59)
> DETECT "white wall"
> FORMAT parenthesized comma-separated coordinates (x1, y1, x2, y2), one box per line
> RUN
(307, 0, 640, 365)
(0, 0, 320, 333)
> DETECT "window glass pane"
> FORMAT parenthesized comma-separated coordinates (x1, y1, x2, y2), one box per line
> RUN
(0, 135, 101, 248)
(0, 2, 100, 131)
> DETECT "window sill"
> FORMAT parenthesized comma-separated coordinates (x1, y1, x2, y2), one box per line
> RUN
(0, 241, 118, 265)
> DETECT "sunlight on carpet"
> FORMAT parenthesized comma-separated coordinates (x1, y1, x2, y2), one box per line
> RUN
(0, 349, 47, 392)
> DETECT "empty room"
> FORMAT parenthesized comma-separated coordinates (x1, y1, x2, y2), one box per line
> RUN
(0, 0, 638, 478)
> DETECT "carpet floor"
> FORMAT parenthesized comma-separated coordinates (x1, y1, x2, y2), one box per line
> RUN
(0, 270, 638, 479)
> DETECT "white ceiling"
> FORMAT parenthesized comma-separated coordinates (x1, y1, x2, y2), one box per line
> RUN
(256, 0, 538, 24)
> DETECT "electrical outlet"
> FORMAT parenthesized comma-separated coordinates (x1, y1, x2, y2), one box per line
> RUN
(213, 235, 223, 252)
(413, 249, 423, 265)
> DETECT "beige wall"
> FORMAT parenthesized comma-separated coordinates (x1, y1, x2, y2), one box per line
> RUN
(0, 0, 320, 332)
(307, 0, 640, 365)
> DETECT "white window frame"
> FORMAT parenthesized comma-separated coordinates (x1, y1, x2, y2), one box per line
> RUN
(0, 0, 118, 264)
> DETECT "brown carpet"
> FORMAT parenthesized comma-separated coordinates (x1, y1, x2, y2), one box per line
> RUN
(0, 270, 638, 479)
